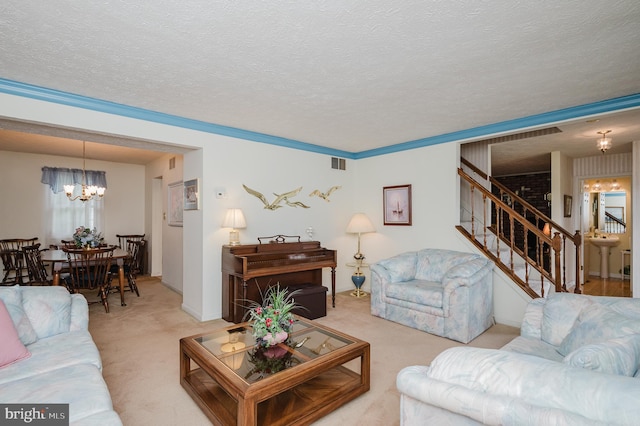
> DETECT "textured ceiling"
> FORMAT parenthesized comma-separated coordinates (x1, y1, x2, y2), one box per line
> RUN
(0, 1, 639, 166)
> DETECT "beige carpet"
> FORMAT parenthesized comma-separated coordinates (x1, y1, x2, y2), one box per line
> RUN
(88, 277, 519, 425)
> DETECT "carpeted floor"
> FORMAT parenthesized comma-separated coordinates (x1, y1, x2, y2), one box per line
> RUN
(88, 277, 519, 425)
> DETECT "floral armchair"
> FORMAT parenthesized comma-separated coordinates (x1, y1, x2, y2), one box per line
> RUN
(370, 249, 494, 343)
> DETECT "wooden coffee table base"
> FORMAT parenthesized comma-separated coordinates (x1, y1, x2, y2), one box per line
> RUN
(180, 319, 370, 426)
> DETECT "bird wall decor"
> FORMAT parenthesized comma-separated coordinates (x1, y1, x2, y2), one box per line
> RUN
(309, 185, 341, 202)
(242, 184, 310, 210)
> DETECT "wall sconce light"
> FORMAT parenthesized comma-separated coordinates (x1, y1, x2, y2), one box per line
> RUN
(345, 213, 375, 297)
(543, 223, 551, 237)
(222, 208, 246, 246)
(610, 180, 621, 191)
(596, 130, 612, 154)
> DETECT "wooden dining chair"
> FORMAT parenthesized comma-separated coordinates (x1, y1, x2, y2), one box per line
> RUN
(0, 238, 38, 284)
(21, 243, 63, 288)
(60, 239, 76, 248)
(116, 234, 145, 249)
(116, 234, 145, 273)
(109, 239, 146, 297)
(63, 246, 116, 313)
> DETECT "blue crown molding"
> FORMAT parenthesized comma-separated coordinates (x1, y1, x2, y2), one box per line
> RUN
(0, 78, 355, 159)
(355, 93, 640, 159)
(1, 78, 639, 160)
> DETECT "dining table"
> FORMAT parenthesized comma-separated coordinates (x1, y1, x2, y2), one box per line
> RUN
(41, 247, 130, 307)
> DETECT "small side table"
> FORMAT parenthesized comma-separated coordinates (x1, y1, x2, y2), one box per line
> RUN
(346, 261, 369, 298)
(621, 249, 631, 280)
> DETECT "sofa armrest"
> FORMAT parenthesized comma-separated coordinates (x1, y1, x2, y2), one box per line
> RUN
(417, 347, 640, 425)
(440, 258, 493, 314)
(398, 365, 603, 426)
(70, 293, 89, 331)
(370, 264, 391, 317)
(441, 258, 493, 289)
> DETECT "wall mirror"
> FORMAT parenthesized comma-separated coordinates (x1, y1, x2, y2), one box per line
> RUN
(588, 189, 627, 234)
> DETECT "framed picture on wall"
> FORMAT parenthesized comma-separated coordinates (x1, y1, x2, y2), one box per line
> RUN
(168, 181, 183, 226)
(184, 178, 199, 210)
(383, 184, 412, 225)
(564, 195, 572, 218)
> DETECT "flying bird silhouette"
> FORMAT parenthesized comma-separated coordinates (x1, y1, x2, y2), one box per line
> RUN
(242, 185, 308, 210)
(309, 185, 341, 202)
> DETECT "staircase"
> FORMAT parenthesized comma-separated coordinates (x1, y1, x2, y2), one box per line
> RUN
(458, 159, 582, 298)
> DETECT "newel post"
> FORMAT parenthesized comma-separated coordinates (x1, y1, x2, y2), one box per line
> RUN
(573, 230, 582, 294)
(552, 232, 563, 293)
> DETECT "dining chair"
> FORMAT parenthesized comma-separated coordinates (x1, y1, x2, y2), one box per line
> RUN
(0, 238, 38, 284)
(60, 239, 77, 248)
(116, 234, 145, 249)
(21, 243, 66, 288)
(63, 246, 116, 313)
(116, 234, 145, 273)
(110, 239, 146, 297)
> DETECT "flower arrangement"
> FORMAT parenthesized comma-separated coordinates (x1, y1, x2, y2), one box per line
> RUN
(73, 226, 104, 248)
(245, 345, 297, 379)
(246, 284, 299, 348)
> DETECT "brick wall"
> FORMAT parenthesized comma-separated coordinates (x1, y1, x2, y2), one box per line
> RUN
(494, 172, 551, 217)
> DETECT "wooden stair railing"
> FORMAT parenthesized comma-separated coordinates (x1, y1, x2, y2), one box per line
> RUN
(458, 163, 582, 298)
(604, 211, 626, 234)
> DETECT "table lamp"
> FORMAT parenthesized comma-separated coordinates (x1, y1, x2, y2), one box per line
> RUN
(346, 213, 375, 297)
(222, 208, 246, 246)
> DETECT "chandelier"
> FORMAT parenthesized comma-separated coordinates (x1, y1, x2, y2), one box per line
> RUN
(64, 141, 106, 202)
(596, 130, 612, 153)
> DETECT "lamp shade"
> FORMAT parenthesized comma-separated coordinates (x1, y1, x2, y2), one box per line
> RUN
(222, 208, 246, 229)
(346, 213, 375, 234)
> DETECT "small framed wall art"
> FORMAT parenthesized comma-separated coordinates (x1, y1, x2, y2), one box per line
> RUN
(383, 184, 412, 225)
(168, 181, 184, 227)
(564, 195, 572, 218)
(184, 178, 199, 210)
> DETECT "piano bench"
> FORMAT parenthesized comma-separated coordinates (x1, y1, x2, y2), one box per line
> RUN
(289, 283, 328, 320)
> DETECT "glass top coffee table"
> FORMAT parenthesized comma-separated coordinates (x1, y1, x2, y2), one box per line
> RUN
(180, 316, 370, 426)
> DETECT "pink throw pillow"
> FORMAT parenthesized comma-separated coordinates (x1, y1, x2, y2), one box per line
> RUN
(0, 299, 31, 368)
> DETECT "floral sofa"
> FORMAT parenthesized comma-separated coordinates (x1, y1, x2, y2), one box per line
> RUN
(0, 285, 122, 425)
(397, 293, 640, 425)
(370, 249, 494, 343)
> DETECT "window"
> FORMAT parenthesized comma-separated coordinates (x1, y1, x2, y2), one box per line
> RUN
(44, 190, 105, 245)
(41, 167, 106, 245)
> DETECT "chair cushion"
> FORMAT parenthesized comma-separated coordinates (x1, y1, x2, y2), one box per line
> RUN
(501, 336, 564, 362)
(558, 304, 640, 356)
(563, 334, 640, 376)
(1, 363, 116, 424)
(0, 286, 38, 345)
(415, 249, 479, 282)
(0, 299, 31, 368)
(21, 286, 72, 339)
(386, 280, 443, 308)
(541, 293, 594, 346)
(377, 252, 417, 282)
(0, 330, 102, 385)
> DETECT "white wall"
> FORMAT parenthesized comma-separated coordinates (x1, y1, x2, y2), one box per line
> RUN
(0, 150, 145, 246)
(144, 153, 184, 292)
(354, 142, 528, 327)
(0, 92, 544, 326)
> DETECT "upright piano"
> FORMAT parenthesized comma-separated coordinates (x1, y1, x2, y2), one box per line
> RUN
(221, 236, 337, 323)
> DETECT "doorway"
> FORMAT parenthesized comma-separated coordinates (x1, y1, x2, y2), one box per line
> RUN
(581, 176, 632, 296)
